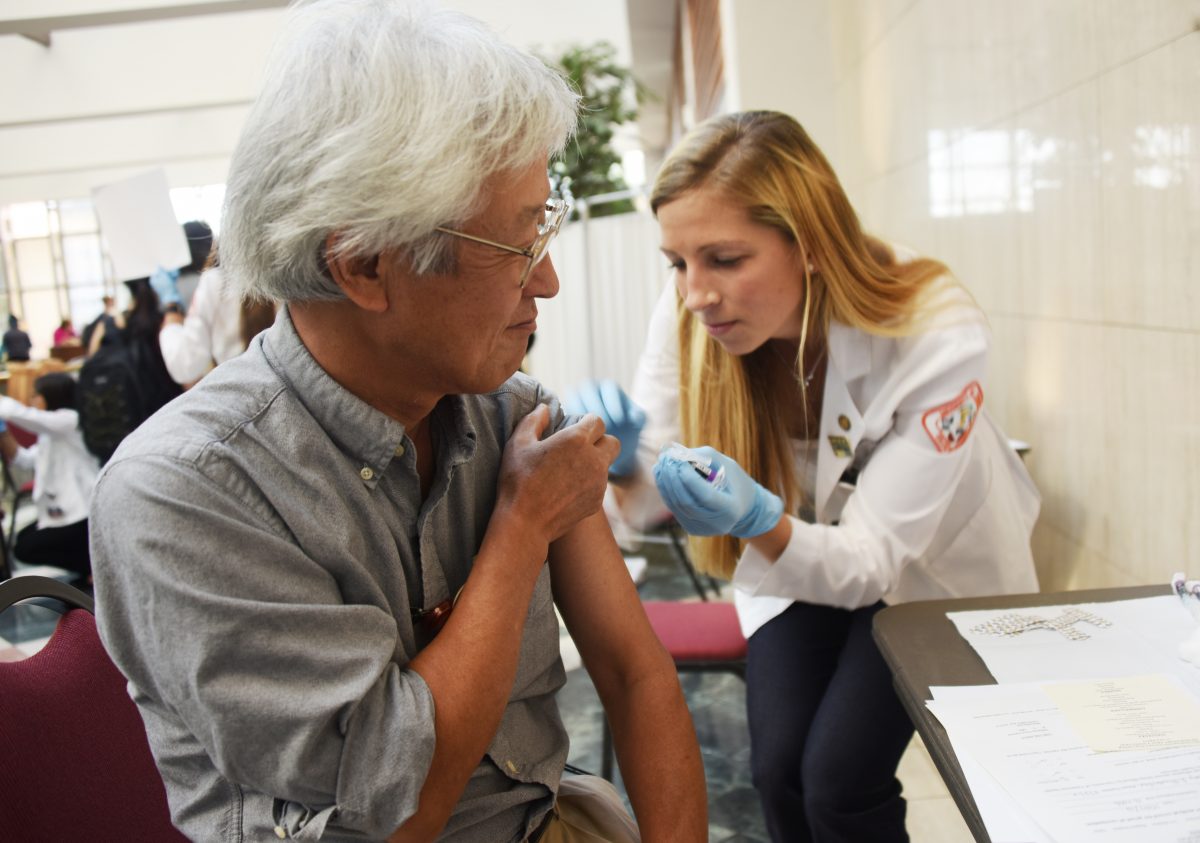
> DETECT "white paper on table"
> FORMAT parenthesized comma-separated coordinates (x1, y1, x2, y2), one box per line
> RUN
(946, 596, 1200, 698)
(928, 680, 1200, 843)
(930, 685, 1054, 843)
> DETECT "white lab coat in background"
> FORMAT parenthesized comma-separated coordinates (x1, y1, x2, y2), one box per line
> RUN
(620, 280, 1040, 639)
(0, 396, 100, 528)
(159, 268, 246, 385)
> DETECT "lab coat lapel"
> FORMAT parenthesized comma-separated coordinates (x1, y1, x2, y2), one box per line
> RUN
(815, 322, 868, 521)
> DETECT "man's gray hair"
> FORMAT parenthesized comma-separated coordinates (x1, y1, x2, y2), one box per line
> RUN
(221, 0, 579, 303)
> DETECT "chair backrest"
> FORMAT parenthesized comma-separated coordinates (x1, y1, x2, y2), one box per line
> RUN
(0, 576, 187, 841)
(7, 419, 38, 449)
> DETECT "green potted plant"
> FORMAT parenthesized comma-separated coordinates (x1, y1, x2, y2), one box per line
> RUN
(542, 42, 645, 218)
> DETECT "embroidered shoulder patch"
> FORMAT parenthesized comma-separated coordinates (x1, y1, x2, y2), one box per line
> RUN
(922, 381, 984, 453)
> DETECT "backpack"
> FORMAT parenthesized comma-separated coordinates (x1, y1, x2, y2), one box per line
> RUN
(77, 343, 147, 464)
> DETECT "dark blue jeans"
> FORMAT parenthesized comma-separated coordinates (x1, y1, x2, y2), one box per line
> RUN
(746, 600, 914, 842)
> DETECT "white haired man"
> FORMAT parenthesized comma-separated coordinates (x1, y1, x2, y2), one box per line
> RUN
(90, 1, 707, 840)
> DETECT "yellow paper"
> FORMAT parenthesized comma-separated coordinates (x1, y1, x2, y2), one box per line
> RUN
(1044, 674, 1200, 752)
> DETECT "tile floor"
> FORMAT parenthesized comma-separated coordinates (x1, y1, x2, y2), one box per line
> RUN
(557, 539, 976, 842)
(0, 507, 975, 842)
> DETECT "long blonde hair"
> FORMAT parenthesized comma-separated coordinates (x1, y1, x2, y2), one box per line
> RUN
(650, 110, 951, 578)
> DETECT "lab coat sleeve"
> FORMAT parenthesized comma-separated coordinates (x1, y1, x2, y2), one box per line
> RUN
(0, 394, 79, 438)
(734, 317, 992, 609)
(160, 271, 221, 384)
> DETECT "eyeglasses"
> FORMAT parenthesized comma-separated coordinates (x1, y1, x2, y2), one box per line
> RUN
(435, 197, 571, 288)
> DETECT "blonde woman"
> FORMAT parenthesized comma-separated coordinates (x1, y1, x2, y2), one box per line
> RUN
(573, 111, 1039, 841)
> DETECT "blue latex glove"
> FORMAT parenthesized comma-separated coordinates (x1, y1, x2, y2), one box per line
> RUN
(149, 265, 183, 308)
(653, 445, 784, 538)
(563, 379, 646, 478)
(0, 419, 6, 433)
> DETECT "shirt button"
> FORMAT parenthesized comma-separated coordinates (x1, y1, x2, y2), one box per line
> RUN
(360, 466, 374, 481)
(838, 414, 851, 431)
(394, 444, 406, 457)
(505, 759, 519, 773)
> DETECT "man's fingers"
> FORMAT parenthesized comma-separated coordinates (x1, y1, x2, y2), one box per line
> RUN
(515, 403, 551, 443)
(571, 412, 608, 443)
(599, 432, 622, 463)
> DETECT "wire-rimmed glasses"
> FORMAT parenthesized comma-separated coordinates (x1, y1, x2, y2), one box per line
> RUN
(435, 197, 571, 288)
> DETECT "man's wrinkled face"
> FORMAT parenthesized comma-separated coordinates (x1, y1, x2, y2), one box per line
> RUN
(379, 159, 560, 396)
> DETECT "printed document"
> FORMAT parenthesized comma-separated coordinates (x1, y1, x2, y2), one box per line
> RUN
(928, 679, 1200, 843)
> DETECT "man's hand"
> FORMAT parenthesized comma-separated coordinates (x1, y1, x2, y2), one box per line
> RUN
(563, 379, 646, 478)
(161, 310, 184, 328)
(497, 404, 619, 548)
(398, 407, 617, 841)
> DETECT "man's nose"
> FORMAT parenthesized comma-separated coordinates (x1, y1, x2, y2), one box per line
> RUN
(525, 254, 560, 299)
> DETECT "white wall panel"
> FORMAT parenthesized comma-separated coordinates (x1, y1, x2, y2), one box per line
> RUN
(812, 0, 1200, 588)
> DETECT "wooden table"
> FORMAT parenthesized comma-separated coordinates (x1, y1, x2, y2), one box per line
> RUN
(872, 584, 1170, 842)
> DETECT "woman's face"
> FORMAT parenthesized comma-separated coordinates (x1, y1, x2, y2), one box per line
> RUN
(657, 186, 807, 356)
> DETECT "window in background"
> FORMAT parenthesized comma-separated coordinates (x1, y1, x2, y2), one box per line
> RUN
(0, 184, 226, 357)
(928, 129, 1057, 218)
(4, 202, 62, 353)
(169, 184, 225, 237)
(58, 200, 105, 335)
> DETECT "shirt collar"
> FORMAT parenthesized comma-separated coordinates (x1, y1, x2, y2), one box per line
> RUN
(261, 306, 412, 478)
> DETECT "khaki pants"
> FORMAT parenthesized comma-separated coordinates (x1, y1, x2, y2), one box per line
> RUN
(533, 774, 641, 842)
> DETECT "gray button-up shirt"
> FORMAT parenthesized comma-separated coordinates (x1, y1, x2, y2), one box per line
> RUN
(92, 308, 569, 841)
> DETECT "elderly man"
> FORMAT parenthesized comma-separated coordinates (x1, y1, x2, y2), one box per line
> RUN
(90, 2, 706, 841)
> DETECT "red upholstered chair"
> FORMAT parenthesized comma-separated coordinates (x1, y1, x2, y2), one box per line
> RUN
(7, 419, 38, 449)
(0, 575, 187, 841)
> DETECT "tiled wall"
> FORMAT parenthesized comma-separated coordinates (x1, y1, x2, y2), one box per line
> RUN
(822, 1, 1199, 589)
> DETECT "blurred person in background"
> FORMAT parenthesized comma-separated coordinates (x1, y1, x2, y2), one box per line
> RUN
(82, 295, 121, 357)
(150, 220, 215, 315)
(0, 373, 101, 585)
(3, 315, 32, 362)
(160, 255, 277, 387)
(53, 319, 79, 347)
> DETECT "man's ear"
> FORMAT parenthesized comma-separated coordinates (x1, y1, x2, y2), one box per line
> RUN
(324, 232, 388, 313)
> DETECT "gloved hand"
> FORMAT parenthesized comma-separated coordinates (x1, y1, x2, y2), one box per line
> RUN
(149, 265, 183, 309)
(0, 419, 6, 433)
(563, 379, 646, 478)
(653, 445, 783, 538)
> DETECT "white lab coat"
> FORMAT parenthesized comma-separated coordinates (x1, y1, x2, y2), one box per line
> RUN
(159, 268, 248, 385)
(0, 396, 100, 529)
(623, 280, 1040, 639)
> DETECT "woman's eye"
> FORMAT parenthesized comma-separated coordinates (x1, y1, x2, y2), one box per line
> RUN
(666, 259, 685, 272)
(712, 256, 744, 268)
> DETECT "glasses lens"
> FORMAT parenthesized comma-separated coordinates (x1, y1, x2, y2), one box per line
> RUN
(519, 198, 570, 287)
(530, 200, 569, 265)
